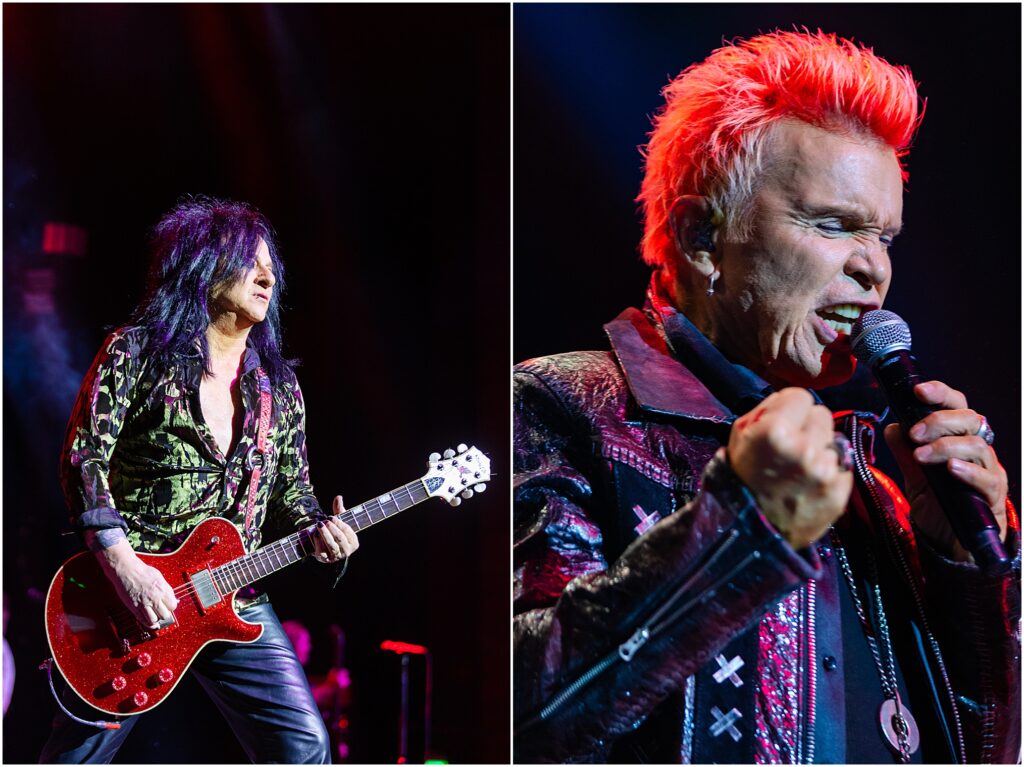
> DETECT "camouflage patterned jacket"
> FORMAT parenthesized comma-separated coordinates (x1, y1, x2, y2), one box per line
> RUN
(61, 326, 324, 554)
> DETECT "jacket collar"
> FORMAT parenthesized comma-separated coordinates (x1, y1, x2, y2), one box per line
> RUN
(604, 278, 887, 425)
(177, 336, 264, 390)
(603, 282, 739, 424)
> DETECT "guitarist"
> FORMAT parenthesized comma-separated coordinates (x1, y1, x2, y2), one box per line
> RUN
(41, 198, 359, 763)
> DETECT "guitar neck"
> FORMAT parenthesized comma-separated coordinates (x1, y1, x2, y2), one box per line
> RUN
(211, 478, 432, 594)
(337, 478, 434, 532)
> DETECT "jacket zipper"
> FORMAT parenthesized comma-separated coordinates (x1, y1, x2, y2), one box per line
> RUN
(533, 527, 745, 723)
(803, 578, 818, 764)
(847, 414, 967, 764)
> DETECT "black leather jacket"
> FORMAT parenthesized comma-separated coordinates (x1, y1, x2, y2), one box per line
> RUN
(513, 295, 1020, 763)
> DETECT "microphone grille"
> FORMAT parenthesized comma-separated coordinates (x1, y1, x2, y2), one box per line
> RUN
(851, 309, 912, 365)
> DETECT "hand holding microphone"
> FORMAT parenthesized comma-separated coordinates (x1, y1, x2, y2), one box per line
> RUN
(851, 310, 1010, 574)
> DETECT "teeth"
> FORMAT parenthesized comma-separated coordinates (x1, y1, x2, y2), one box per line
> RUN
(820, 303, 861, 319)
(817, 304, 862, 335)
(823, 318, 852, 333)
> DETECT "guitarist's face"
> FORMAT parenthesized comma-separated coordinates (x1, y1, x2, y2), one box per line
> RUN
(212, 238, 277, 327)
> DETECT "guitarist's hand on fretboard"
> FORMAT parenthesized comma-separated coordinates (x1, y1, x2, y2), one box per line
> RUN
(95, 538, 179, 629)
(311, 496, 360, 564)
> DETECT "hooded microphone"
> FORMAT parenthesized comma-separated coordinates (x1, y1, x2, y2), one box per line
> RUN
(850, 309, 1009, 575)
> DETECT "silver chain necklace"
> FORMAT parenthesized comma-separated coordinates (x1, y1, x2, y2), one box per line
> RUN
(831, 527, 920, 762)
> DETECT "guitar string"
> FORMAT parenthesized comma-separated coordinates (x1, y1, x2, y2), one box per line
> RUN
(100, 486, 427, 627)
(103, 532, 307, 626)
(96, 470, 462, 623)
(206, 488, 409, 593)
(104, 495, 402, 626)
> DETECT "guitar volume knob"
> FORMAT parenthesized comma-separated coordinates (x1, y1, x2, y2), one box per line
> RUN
(158, 668, 174, 683)
(133, 691, 149, 707)
(111, 676, 127, 691)
(136, 652, 152, 668)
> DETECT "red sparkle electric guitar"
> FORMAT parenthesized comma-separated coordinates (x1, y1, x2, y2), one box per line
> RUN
(45, 445, 489, 716)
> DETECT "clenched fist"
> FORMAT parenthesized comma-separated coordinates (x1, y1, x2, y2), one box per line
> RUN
(727, 388, 853, 549)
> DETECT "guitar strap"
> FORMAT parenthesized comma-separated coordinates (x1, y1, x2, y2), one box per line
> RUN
(242, 367, 273, 545)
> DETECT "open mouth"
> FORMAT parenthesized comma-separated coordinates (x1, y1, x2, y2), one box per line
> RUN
(815, 303, 863, 335)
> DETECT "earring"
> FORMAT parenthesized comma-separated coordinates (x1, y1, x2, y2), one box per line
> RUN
(706, 270, 720, 297)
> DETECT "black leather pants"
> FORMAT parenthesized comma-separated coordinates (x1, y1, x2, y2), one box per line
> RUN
(39, 602, 330, 764)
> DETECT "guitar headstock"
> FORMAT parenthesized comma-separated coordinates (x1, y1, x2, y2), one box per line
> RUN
(423, 444, 490, 506)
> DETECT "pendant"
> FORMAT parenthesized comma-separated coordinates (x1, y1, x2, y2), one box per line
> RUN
(878, 699, 920, 757)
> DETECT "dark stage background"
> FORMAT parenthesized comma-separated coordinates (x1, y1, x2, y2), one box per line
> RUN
(4, 5, 508, 763)
(514, 4, 1021, 502)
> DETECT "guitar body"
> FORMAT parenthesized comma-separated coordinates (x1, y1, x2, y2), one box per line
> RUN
(43, 444, 490, 717)
(45, 517, 261, 716)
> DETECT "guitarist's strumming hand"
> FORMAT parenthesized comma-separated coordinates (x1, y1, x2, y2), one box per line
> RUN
(90, 536, 179, 629)
(313, 495, 360, 564)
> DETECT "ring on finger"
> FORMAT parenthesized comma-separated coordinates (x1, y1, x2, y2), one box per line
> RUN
(828, 432, 855, 472)
(974, 415, 996, 446)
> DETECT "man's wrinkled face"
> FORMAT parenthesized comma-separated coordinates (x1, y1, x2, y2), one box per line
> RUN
(710, 120, 904, 388)
(214, 238, 276, 326)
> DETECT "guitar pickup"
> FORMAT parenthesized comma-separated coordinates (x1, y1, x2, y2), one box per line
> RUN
(189, 569, 223, 610)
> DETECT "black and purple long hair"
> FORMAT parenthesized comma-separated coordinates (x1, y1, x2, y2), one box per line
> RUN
(132, 197, 296, 384)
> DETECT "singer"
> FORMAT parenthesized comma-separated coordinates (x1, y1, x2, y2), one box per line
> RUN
(514, 31, 1019, 764)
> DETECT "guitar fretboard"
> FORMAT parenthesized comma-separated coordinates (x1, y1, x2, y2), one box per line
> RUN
(211, 479, 432, 593)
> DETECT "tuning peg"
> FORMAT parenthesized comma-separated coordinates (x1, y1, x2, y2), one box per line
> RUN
(428, 452, 441, 463)
(448, 496, 462, 507)
(443, 448, 455, 459)
(474, 483, 487, 493)
(457, 443, 468, 453)
(461, 489, 474, 499)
